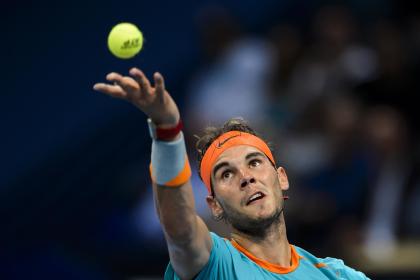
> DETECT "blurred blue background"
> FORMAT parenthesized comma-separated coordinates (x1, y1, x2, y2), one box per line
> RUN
(1, 0, 420, 279)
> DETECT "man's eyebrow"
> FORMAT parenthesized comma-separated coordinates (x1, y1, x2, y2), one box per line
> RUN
(212, 162, 229, 177)
(212, 152, 265, 177)
(245, 152, 265, 160)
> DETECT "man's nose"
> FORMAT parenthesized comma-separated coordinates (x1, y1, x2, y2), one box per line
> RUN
(240, 172, 256, 188)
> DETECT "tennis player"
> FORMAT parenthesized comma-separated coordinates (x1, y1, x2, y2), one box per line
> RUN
(94, 68, 370, 279)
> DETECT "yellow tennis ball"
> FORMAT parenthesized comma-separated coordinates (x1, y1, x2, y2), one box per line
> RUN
(107, 22, 143, 59)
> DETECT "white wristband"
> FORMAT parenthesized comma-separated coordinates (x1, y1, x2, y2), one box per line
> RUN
(150, 132, 190, 186)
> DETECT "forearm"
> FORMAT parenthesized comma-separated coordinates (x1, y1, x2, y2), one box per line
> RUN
(154, 181, 199, 243)
(149, 130, 212, 279)
(148, 129, 198, 240)
(153, 166, 212, 280)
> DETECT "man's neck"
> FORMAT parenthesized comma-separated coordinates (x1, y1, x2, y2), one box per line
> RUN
(230, 214, 291, 267)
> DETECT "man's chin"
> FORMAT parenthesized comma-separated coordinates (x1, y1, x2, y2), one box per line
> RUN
(229, 207, 283, 238)
(246, 204, 280, 219)
(252, 210, 281, 225)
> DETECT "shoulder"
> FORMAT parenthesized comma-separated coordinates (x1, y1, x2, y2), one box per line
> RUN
(320, 257, 370, 280)
(294, 246, 371, 280)
(164, 232, 238, 280)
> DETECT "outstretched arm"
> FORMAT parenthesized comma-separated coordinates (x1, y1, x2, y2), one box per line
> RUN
(94, 68, 212, 280)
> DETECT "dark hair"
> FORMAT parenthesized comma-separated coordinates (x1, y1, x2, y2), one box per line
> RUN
(195, 118, 275, 195)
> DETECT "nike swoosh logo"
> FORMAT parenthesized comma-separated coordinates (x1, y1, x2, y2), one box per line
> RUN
(216, 133, 241, 148)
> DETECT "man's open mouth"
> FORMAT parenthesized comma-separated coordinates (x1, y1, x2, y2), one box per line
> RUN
(246, 192, 265, 205)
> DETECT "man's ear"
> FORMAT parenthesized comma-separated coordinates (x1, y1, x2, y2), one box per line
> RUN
(206, 195, 224, 220)
(277, 166, 289, 191)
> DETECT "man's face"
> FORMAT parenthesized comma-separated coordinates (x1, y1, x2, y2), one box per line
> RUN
(206, 145, 289, 236)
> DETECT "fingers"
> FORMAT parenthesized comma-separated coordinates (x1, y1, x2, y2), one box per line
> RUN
(106, 72, 140, 94)
(94, 69, 163, 103)
(129, 68, 151, 94)
(106, 72, 123, 81)
(153, 72, 166, 101)
(93, 72, 141, 100)
(93, 83, 127, 99)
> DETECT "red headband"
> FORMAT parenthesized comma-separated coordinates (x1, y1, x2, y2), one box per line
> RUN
(200, 131, 275, 193)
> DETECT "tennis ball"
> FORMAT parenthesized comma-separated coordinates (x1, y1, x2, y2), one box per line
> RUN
(107, 22, 143, 59)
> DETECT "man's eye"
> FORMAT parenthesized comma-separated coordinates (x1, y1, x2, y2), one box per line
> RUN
(250, 159, 261, 167)
(222, 171, 232, 179)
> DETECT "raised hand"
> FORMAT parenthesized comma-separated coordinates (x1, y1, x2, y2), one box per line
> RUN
(93, 68, 180, 127)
